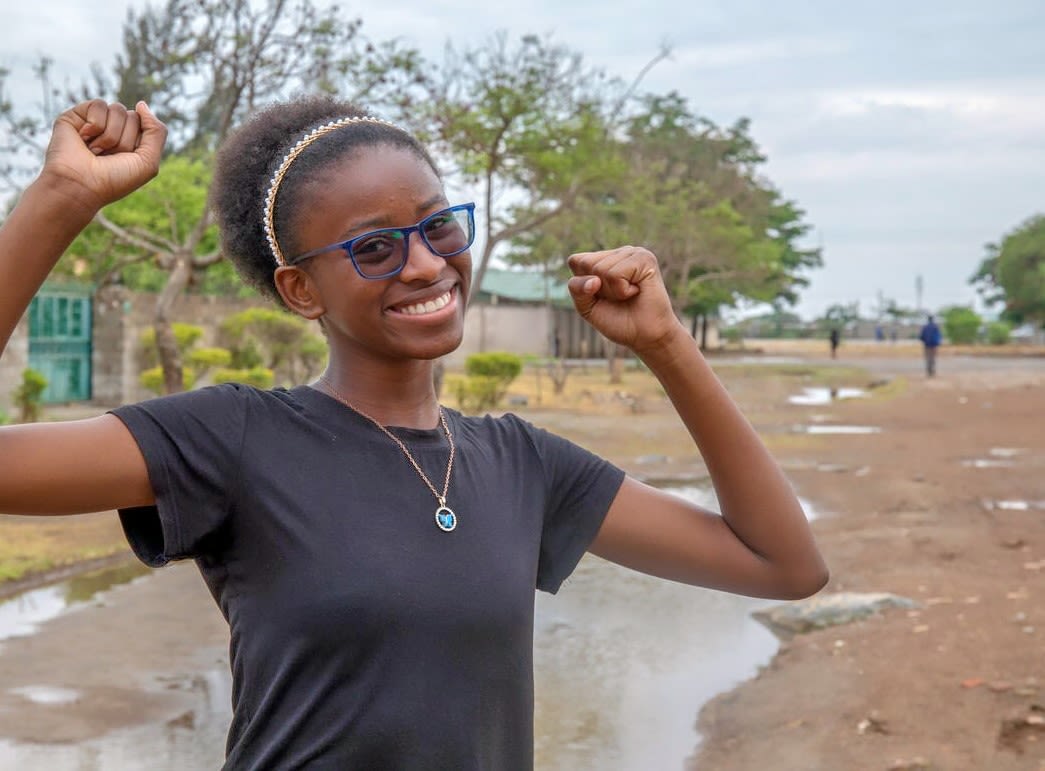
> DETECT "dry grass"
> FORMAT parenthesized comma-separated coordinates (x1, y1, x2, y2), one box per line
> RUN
(0, 513, 128, 585)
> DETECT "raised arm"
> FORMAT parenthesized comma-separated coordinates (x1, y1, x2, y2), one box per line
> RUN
(0, 100, 167, 515)
(569, 246, 828, 600)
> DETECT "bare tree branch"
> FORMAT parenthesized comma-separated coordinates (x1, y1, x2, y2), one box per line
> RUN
(95, 211, 171, 255)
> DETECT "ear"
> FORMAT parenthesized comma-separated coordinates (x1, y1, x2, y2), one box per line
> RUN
(274, 266, 326, 320)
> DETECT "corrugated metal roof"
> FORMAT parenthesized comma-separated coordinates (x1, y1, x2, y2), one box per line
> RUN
(478, 268, 571, 304)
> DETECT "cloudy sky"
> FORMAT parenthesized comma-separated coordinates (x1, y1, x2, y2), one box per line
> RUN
(2, 0, 1043, 320)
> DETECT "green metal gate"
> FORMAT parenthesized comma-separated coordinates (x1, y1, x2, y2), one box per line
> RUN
(28, 285, 93, 403)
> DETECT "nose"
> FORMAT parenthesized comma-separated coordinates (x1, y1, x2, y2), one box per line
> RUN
(397, 230, 445, 282)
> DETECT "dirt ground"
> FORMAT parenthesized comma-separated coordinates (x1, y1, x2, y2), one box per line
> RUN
(686, 347, 1045, 771)
(503, 341, 1045, 771)
(1, 342, 1043, 770)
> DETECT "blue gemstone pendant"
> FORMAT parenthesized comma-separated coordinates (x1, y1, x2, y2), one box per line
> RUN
(435, 506, 457, 532)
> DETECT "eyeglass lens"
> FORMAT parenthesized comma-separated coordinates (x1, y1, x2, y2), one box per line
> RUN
(351, 208, 473, 277)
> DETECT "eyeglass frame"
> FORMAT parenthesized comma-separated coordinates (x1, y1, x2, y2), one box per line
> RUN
(284, 202, 477, 280)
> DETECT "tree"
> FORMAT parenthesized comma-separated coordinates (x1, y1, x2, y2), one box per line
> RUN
(509, 91, 820, 349)
(821, 302, 860, 332)
(404, 33, 662, 300)
(971, 214, 1045, 326)
(1, 0, 422, 394)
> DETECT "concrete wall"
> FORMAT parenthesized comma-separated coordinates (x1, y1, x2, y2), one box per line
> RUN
(0, 313, 30, 416)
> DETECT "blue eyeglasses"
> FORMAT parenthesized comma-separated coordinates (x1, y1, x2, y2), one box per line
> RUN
(286, 203, 476, 279)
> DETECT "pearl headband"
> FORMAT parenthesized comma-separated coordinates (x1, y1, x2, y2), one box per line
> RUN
(263, 116, 404, 267)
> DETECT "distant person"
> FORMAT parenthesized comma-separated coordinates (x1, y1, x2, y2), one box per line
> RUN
(829, 328, 840, 358)
(919, 315, 943, 376)
(875, 324, 885, 342)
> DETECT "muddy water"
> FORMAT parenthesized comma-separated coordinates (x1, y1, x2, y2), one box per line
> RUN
(0, 487, 798, 770)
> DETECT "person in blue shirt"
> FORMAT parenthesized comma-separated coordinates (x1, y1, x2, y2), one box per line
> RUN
(919, 315, 943, 376)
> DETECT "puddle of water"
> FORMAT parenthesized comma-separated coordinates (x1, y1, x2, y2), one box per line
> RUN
(0, 668, 230, 770)
(533, 485, 813, 771)
(804, 425, 881, 435)
(0, 562, 150, 643)
(9, 685, 82, 705)
(961, 458, 1016, 469)
(982, 499, 1045, 512)
(788, 386, 867, 406)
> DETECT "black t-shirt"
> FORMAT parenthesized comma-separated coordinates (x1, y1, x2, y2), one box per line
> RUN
(112, 384, 624, 770)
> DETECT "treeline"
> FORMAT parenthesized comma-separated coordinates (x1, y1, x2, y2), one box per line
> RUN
(0, 0, 820, 392)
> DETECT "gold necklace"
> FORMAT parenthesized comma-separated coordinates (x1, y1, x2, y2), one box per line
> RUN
(319, 376, 458, 532)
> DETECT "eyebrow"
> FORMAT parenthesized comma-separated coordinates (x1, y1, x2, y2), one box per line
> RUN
(339, 193, 449, 239)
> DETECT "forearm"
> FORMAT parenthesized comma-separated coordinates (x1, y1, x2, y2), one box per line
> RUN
(0, 174, 99, 354)
(637, 325, 826, 580)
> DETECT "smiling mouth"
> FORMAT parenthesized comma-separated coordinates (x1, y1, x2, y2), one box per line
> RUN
(393, 287, 454, 316)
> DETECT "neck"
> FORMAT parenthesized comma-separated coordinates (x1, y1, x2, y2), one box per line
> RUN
(318, 359, 441, 429)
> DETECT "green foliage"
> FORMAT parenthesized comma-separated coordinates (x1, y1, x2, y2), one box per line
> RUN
(450, 352, 524, 413)
(986, 321, 1011, 345)
(403, 33, 624, 293)
(446, 375, 504, 414)
(139, 322, 204, 368)
(212, 367, 275, 390)
(187, 346, 233, 370)
(13, 369, 47, 423)
(722, 327, 744, 345)
(820, 302, 860, 332)
(971, 214, 1045, 325)
(62, 156, 221, 287)
(941, 306, 982, 344)
(464, 352, 523, 381)
(140, 366, 196, 395)
(219, 308, 327, 385)
(508, 91, 819, 318)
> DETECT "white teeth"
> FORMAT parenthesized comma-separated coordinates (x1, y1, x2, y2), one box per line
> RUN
(400, 291, 451, 316)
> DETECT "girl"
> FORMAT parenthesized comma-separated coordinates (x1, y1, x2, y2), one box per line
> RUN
(0, 97, 827, 769)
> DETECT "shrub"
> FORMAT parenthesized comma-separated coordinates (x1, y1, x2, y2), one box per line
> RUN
(139, 323, 205, 368)
(464, 352, 522, 381)
(453, 352, 523, 412)
(13, 368, 48, 422)
(219, 307, 325, 384)
(446, 374, 504, 413)
(187, 347, 233, 370)
(986, 321, 1011, 345)
(941, 306, 981, 345)
(140, 366, 197, 395)
(212, 367, 275, 390)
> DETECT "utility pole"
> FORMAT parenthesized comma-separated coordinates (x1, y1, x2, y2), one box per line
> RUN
(915, 274, 924, 314)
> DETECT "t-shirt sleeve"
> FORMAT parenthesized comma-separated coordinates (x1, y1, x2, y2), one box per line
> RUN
(516, 418, 626, 594)
(110, 383, 248, 567)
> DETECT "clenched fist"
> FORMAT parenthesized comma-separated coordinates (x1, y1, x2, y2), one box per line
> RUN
(566, 246, 685, 354)
(41, 99, 167, 213)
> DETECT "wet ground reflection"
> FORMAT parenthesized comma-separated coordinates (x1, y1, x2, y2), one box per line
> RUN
(533, 486, 789, 770)
(788, 386, 867, 406)
(0, 669, 230, 770)
(0, 562, 149, 643)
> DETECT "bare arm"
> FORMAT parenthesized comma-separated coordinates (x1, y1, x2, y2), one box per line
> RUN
(0, 99, 167, 515)
(568, 247, 828, 600)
